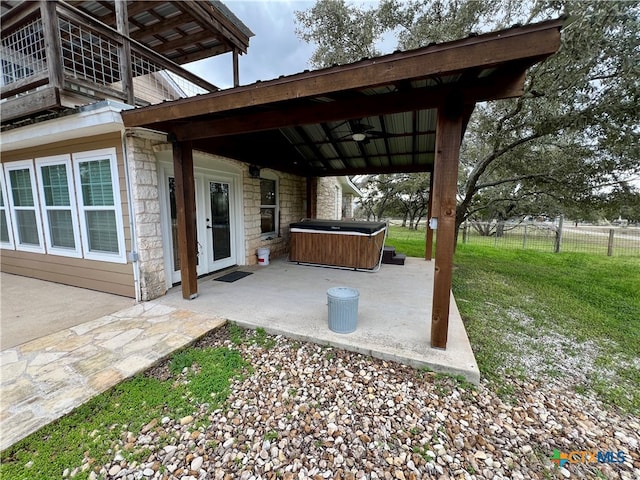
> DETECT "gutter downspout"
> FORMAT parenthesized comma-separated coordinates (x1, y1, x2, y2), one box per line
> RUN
(121, 130, 141, 303)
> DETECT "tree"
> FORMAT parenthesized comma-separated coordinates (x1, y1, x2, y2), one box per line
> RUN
(296, 1, 640, 237)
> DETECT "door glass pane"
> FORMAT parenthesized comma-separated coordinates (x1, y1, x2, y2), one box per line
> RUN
(85, 210, 118, 253)
(16, 210, 39, 244)
(210, 182, 231, 261)
(168, 176, 199, 271)
(48, 210, 75, 248)
(168, 177, 180, 271)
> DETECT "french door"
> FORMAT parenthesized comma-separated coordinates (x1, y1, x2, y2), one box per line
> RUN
(166, 174, 236, 284)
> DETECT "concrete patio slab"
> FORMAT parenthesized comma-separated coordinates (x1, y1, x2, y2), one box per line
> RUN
(0, 273, 135, 350)
(154, 257, 480, 384)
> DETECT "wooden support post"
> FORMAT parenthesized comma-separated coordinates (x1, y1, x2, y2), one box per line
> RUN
(306, 177, 317, 218)
(40, 0, 63, 90)
(607, 229, 615, 256)
(115, 0, 134, 105)
(425, 172, 434, 260)
(172, 140, 198, 299)
(430, 104, 464, 349)
(232, 48, 240, 88)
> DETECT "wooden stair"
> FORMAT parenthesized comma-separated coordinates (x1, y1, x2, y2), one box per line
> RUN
(382, 246, 406, 265)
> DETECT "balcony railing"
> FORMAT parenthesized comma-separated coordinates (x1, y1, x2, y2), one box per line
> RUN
(1, 1, 216, 122)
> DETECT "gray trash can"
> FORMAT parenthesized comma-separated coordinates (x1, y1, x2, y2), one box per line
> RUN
(327, 287, 359, 334)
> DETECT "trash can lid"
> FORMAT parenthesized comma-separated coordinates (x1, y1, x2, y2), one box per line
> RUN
(327, 287, 359, 299)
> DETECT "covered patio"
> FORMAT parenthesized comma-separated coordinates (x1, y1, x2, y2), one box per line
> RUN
(122, 19, 563, 351)
(153, 258, 479, 382)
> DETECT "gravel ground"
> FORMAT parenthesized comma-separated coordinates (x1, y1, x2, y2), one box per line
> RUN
(75, 327, 639, 480)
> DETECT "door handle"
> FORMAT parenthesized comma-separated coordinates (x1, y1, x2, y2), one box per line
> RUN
(206, 225, 212, 229)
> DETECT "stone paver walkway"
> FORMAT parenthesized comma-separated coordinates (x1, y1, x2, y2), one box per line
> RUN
(0, 302, 225, 451)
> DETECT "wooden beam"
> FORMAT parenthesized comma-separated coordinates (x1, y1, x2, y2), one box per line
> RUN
(142, 71, 526, 139)
(172, 140, 198, 300)
(0, 86, 60, 122)
(233, 48, 240, 87)
(129, 13, 192, 40)
(93, 1, 157, 26)
(121, 18, 563, 127)
(114, 0, 134, 105)
(40, 0, 63, 91)
(152, 31, 215, 55)
(425, 172, 434, 260)
(170, 87, 441, 141)
(182, 0, 251, 53)
(430, 103, 464, 349)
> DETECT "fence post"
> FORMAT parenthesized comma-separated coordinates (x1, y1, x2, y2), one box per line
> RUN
(554, 215, 564, 253)
(523, 224, 528, 250)
(607, 229, 615, 256)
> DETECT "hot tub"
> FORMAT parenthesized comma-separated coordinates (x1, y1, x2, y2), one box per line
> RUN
(289, 219, 387, 270)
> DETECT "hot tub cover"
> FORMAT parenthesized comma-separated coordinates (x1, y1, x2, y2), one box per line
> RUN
(290, 219, 386, 235)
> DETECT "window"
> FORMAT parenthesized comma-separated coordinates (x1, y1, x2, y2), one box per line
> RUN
(0, 171, 14, 249)
(73, 148, 126, 263)
(260, 173, 278, 236)
(4, 160, 44, 253)
(36, 155, 81, 257)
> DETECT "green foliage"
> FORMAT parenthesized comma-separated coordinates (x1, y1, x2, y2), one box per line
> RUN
(0, 346, 247, 479)
(386, 225, 640, 413)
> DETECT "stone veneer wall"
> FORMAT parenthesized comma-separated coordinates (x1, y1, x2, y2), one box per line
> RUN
(125, 132, 166, 301)
(129, 132, 306, 280)
(243, 170, 306, 265)
(316, 177, 341, 220)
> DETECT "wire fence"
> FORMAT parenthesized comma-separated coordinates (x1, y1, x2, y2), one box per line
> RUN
(460, 218, 640, 257)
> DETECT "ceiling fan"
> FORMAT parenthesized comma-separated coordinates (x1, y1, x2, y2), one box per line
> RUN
(333, 121, 388, 144)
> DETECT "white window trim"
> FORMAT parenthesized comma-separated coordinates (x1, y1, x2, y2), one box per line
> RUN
(0, 168, 15, 250)
(260, 170, 279, 238)
(35, 155, 82, 258)
(73, 148, 127, 263)
(4, 160, 45, 253)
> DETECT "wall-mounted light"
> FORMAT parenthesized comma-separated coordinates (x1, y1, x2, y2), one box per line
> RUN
(249, 165, 261, 178)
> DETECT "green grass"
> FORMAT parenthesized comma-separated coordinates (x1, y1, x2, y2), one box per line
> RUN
(0, 346, 247, 480)
(386, 226, 640, 414)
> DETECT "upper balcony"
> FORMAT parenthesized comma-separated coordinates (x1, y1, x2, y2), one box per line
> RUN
(0, 0, 253, 126)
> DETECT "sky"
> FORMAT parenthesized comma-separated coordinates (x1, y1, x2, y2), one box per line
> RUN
(186, 0, 388, 89)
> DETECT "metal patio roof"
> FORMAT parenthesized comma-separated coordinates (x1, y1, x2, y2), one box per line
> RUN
(122, 18, 564, 177)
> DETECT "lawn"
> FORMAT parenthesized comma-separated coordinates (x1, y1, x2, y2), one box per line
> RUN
(386, 225, 640, 412)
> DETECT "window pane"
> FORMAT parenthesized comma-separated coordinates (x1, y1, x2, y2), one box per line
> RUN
(0, 211, 9, 243)
(15, 210, 39, 245)
(80, 159, 114, 206)
(260, 207, 275, 234)
(41, 164, 70, 206)
(85, 210, 118, 253)
(48, 210, 75, 248)
(0, 188, 4, 207)
(9, 169, 34, 206)
(260, 178, 276, 205)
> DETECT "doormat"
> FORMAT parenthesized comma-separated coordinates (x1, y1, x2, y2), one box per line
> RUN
(214, 271, 253, 283)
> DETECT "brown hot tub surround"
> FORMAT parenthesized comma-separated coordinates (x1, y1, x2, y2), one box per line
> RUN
(289, 220, 387, 270)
